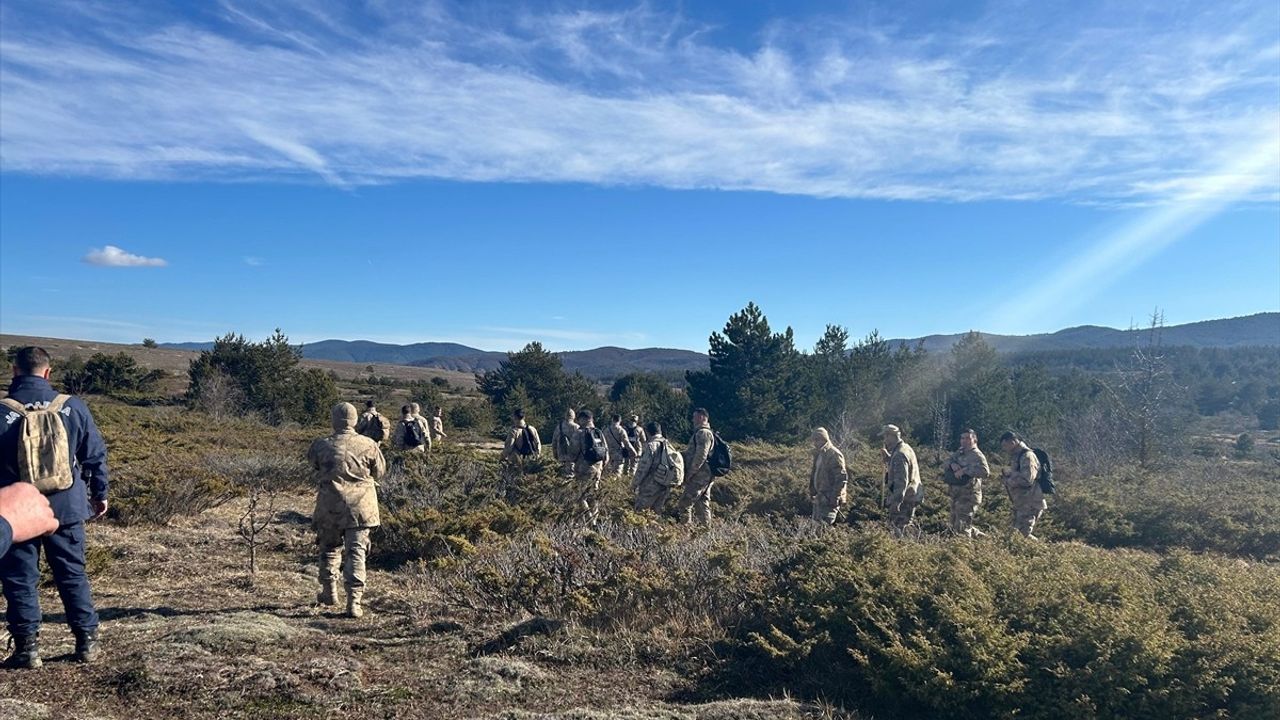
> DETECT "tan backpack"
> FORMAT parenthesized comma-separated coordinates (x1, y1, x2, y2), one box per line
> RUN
(1, 395, 75, 494)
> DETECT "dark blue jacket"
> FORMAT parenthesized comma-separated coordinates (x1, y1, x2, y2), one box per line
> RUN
(1, 375, 110, 525)
(0, 517, 11, 557)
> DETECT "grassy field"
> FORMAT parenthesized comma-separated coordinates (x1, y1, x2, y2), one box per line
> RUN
(0, 399, 1277, 719)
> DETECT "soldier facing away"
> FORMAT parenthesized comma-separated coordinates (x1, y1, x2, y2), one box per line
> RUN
(881, 424, 922, 536)
(1000, 430, 1045, 539)
(1, 347, 109, 668)
(944, 428, 991, 537)
(392, 404, 431, 453)
(551, 408, 579, 479)
(809, 427, 849, 525)
(676, 408, 717, 525)
(603, 414, 637, 479)
(567, 410, 608, 523)
(309, 402, 387, 618)
(355, 400, 389, 444)
(632, 421, 682, 513)
(498, 409, 542, 501)
(623, 415, 647, 476)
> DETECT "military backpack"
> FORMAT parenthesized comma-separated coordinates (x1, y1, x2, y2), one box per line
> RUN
(1032, 448, 1055, 494)
(650, 441, 685, 487)
(582, 427, 608, 464)
(367, 413, 390, 442)
(402, 419, 426, 448)
(706, 431, 732, 477)
(517, 427, 538, 457)
(0, 395, 76, 495)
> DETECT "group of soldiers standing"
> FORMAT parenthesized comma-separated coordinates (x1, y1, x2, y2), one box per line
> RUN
(305, 396, 1050, 620)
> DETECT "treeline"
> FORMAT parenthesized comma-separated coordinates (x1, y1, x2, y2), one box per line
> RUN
(474, 304, 1274, 475)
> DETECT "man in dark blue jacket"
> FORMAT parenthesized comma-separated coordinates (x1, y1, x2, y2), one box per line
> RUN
(1, 347, 109, 668)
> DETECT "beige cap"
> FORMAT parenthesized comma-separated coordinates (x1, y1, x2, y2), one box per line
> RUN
(882, 424, 901, 435)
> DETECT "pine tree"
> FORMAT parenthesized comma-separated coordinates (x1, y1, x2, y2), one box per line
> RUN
(686, 303, 807, 442)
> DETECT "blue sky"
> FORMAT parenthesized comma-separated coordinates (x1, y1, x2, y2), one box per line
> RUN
(1, 0, 1277, 352)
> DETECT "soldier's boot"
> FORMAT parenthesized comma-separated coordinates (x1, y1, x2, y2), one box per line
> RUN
(3, 632, 42, 669)
(317, 582, 338, 607)
(346, 590, 365, 619)
(73, 629, 100, 664)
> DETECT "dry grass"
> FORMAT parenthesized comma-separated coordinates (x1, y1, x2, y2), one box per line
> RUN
(0, 494, 853, 719)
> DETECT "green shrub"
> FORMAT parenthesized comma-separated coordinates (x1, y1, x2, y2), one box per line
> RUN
(738, 532, 1280, 720)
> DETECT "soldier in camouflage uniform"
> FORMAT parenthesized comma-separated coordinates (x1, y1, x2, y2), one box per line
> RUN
(567, 410, 607, 523)
(881, 424, 922, 536)
(430, 406, 447, 443)
(676, 408, 716, 525)
(498, 409, 541, 501)
(809, 427, 848, 525)
(551, 408, 579, 480)
(392, 404, 432, 452)
(633, 421, 679, 513)
(309, 402, 387, 618)
(623, 415, 647, 476)
(355, 400, 388, 444)
(603, 414, 637, 479)
(1000, 431, 1045, 539)
(944, 429, 990, 537)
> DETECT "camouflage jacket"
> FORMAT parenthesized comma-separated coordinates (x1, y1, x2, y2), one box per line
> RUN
(1004, 443, 1040, 491)
(947, 447, 990, 485)
(501, 422, 542, 462)
(684, 425, 714, 480)
(552, 419, 579, 461)
(886, 440, 921, 506)
(810, 442, 849, 499)
(309, 429, 386, 543)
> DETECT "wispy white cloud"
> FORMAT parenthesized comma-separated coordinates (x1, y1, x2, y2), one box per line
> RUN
(1, 1, 1277, 203)
(243, 256, 265, 267)
(82, 245, 168, 267)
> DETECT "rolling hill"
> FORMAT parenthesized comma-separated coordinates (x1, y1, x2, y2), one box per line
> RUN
(154, 312, 1279, 379)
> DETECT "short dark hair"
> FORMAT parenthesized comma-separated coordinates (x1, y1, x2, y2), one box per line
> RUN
(577, 410, 593, 422)
(963, 428, 978, 438)
(435, 406, 443, 412)
(513, 409, 525, 420)
(692, 407, 709, 417)
(999, 431, 1019, 443)
(401, 404, 414, 415)
(645, 421, 661, 436)
(365, 400, 376, 409)
(611, 413, 622, 423)
(13, 347, 51, 375)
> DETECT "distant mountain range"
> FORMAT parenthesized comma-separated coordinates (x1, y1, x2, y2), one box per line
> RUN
(162, 312, 1278, 379)
(887, 312, 1280, 354)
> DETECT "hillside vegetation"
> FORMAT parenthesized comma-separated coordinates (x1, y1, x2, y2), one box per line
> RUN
(1, 396, 1276, 719)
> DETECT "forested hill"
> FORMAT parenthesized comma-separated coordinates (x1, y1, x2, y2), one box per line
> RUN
(159, 312, 1278, 379)
(889, 312, 1279, 353)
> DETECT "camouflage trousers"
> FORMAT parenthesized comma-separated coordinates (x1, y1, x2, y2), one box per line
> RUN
(886, 487, 920, 535)
(634, 477, 671, 513)
(558, 460, 576, 480)
(572, 463, 604, 522)
(811, 492, 842, 525)
(319, 527, 371, 591)
(947, 480, 983, 536)
(1006, 483, 1047, 538)
(606, 457, 626, 479)
(623, 456, 640, 476)
(676, 472, 714, 525)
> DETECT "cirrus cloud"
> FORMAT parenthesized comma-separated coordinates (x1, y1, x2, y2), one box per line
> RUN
(1, 0, 1277, 204)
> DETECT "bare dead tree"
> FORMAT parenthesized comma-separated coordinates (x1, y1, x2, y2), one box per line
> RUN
(1105, 309, 1188, 468)
(209, 453, 306, 585)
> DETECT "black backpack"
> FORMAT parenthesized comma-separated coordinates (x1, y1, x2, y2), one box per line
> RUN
(517, 427, 537, 457)
(402, 419, 426, 448)
(1032, 448, 1055, 494)
(367, 413, 389, 442)
(582, 428, 608, 464)
(707, 431, 732, 477)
